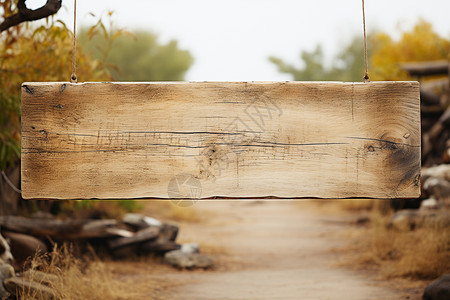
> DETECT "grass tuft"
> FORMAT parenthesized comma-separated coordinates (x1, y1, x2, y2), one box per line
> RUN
(341, 207, 450, 280)
(16, 244, 147, 300)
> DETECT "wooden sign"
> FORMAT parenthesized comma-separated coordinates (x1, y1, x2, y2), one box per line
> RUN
(21, 81, 420, 199)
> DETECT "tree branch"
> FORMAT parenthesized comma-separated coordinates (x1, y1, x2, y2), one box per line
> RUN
(0, 0, 62, 33)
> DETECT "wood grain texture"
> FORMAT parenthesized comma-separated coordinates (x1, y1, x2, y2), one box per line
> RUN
(21, 81, 421, 199)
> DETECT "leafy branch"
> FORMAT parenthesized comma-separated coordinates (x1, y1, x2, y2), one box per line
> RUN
(0, 0, 62, 33)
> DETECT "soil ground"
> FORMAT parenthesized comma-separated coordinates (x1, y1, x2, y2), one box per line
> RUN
(108, 200, 425, 300)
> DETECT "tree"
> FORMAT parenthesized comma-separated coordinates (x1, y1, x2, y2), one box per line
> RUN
(270, 37, 368, 82)
(79, 29, 194, 81)
(0, 0, 62, 33)
(370, 19, 449, 80)
(270, 19, 449, 82)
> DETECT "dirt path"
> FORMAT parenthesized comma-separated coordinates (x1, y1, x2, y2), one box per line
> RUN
(150, 201, 416, 300)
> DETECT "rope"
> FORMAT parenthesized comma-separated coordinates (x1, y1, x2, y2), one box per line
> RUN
(71, 0, 77, 83)
(362, 0, 369, 82)
(1, 170, 21, 194)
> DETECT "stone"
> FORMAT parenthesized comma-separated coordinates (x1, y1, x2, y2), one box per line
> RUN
(0, 264, 14, 299)
(180, 243, 200, 254)
(3, 231, 48, 267)
(423, 177, 450, 199)
(423, 273, 450, 300)
(420, 198, 440, 210)
(122, 213, 161, 230)
(0, 233, 13, 266)
(164, 250, 213, 269)
(4, 277, 56, 300)
(422, 164, 450, 182)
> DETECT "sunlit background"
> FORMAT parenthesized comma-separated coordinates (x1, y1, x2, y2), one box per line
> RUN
(26, 0, 450, 81)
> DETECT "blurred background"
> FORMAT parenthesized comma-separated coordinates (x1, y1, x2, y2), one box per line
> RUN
(51, 0, 450, 81)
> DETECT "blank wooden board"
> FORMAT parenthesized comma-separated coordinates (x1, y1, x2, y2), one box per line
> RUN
(21, 81, 420, 199)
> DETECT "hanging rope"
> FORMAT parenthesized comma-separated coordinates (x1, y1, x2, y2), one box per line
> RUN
(362, 0, 369, 82)
(71, 0, 78, 83)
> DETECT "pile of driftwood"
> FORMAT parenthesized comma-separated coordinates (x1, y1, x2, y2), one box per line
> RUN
(0, 213, 213, 299)
(0, 213, 180, 264)
(0, 212, 212, 298)
(384, 60, 450, 213)
(402, 60, 450, 167)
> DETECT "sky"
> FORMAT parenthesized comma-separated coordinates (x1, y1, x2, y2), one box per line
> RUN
(26, 0, 450, 81)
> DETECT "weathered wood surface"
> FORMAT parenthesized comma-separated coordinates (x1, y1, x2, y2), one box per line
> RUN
(21, 81, 421, 199)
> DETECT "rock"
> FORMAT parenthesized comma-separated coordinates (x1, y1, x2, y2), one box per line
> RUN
(3, 231, 48, 267)
(122, 213, 161, 230)
(0, 233, 13, 265)
(0, 264, 14, 279)
(423, 273, 450, 300)
(4, 276, 56, 300)
(420, 198, 440, 210)
(0, 264, 15, 299)
(180, 243, 200, 254)
(423, 177, 450, 199)
(422, 164, 450, 182)
(164, 250, 213, 269)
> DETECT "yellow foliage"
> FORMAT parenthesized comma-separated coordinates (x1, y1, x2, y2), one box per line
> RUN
(0, 20, 112, 90)
(0, 14, 113, 169)
(370, 20, 450, 80)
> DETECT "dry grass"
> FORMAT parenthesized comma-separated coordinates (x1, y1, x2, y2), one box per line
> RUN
(341, 208, 450, 280)
(15, 244, 174, 300)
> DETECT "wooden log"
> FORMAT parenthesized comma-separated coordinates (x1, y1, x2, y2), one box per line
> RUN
(401, 60, 449, 77)
(0, 216, 84, 238)
(0, 216, 129, 240)
(22, 270, 59, 287)
(141, 240, 181, 254)
(21, 81, 421, 199)
(108, 226, 160, 249)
